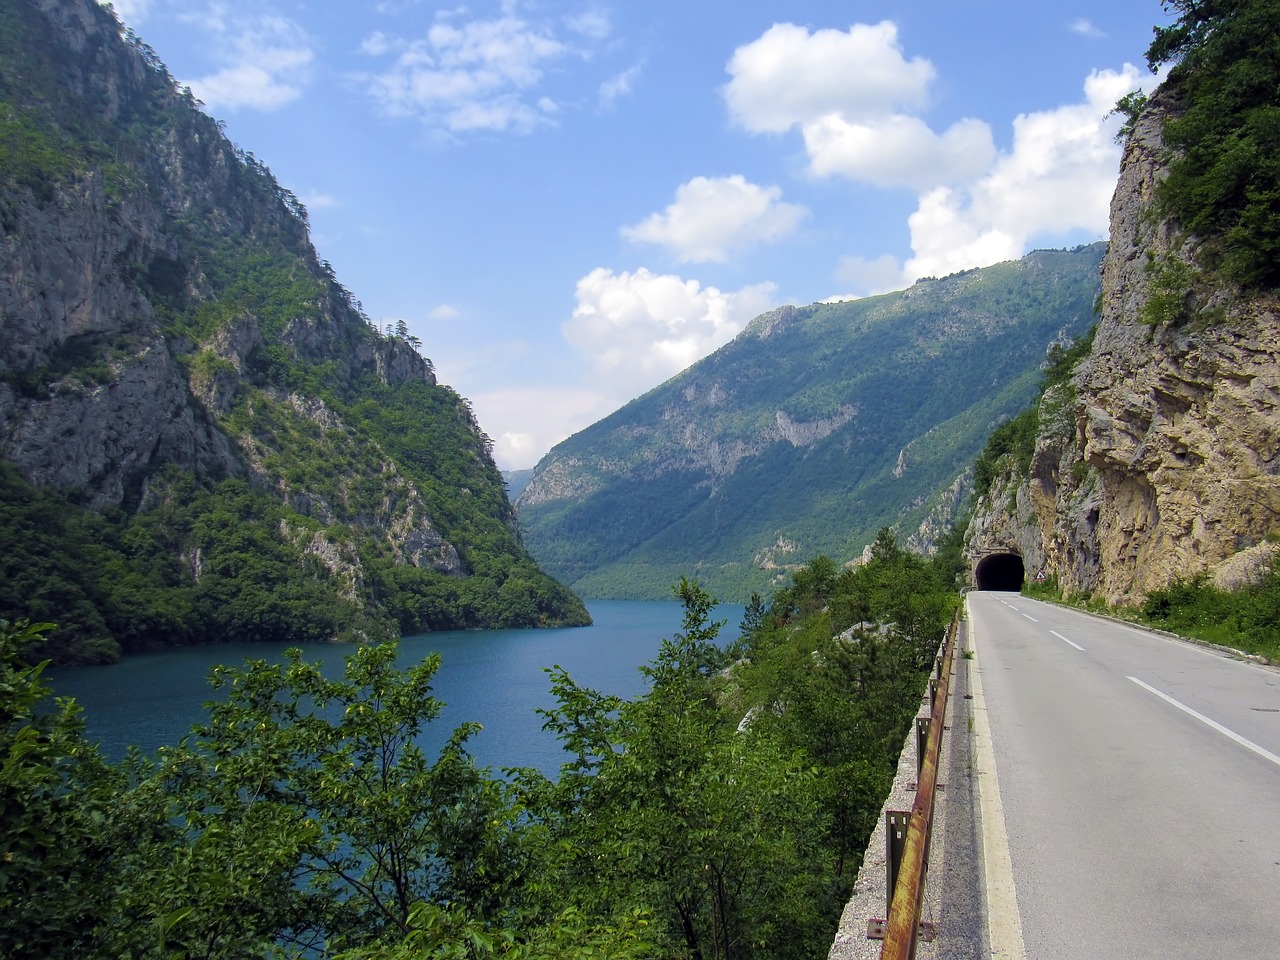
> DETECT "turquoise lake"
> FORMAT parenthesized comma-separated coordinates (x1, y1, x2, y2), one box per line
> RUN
(49, 599, 745, 776)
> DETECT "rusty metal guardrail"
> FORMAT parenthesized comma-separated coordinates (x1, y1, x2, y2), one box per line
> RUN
(867, 609, 960, 958)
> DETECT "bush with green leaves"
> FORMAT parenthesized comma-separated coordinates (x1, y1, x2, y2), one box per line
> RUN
(1143, 0, 1280, 288)
(1139, 560, 1280, 660)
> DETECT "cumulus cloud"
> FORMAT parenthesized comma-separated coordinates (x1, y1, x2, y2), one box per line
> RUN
(723, 21, 1151, 295)
(358, 4, 608, 134)
(724, 21, 995, 192)
(181, 8, 315, 111)
(564, 267, 776, 398)
(803, 114, 995, 190)
(902, 65, 1144, 281)
(429, 303, 460, 321)
(724, 21, 933, 134)
(621, 175, 807, 263)
(469, 386, 615, 470)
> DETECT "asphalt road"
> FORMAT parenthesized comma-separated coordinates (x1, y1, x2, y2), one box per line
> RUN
(966, 591, 1280, 960)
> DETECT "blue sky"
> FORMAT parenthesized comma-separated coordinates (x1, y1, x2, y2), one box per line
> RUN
(104, 1, 1169, 469)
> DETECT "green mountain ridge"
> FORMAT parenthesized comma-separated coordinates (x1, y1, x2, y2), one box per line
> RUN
(517, 245, 1106, 601)
(0, 0, 586, 663)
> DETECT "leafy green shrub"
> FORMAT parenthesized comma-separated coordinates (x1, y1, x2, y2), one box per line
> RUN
(1145, 0, 1280, 289)
(1139, 564, 1280, 660)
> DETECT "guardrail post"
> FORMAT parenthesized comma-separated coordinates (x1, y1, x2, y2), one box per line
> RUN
(916, 716, 929, 777)
(885, 810, 910, 914)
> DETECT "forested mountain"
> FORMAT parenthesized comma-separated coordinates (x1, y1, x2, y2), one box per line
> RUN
(0, 0, 587, 663)
(517, 244, 1105, 601)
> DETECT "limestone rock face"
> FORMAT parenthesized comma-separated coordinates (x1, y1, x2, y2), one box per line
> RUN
(0, 168, 241, 505)
(0, 0, 467, 566)
(966, 96, 1280, 603)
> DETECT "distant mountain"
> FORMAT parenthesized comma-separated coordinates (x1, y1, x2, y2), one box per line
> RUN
(516, 245, 1105, 601)
(503, 469, 536, 502)
(0, 0, 587, 663)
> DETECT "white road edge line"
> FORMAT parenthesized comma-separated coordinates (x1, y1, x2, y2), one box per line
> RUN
(1050, 630, 1084, 651)
(967, 598, 1028, 960)
(1127, 676, 1280, 769)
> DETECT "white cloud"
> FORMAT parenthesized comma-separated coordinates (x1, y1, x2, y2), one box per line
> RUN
(832, 254, 904, 299)
(727, 19, 1149, 290)
(724, 21, 995, 193)
(723, 21, 934, 135)
(101, 0, 151, 25)
(181, 10, 315, 112)
(358, 5, 606, 134)
(564, 267, 776, 398)
(469, 387, 615, 470)
(429, 304, 460, 320)
(803, 114, 995, 189)
(299, 189, 337, 210)
(599, 64, 641, 108)
(360, 31, 396, 57)
(902, 65, 1145, 281)
(565, 10, 611, 42)
(621, 175, 807, 263)
(1070, 19, 1106, 39)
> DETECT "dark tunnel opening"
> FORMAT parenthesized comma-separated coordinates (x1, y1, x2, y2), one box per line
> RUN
(974, 552, 1025, 591)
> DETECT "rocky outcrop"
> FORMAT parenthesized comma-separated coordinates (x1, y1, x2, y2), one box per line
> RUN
(966, 94, 1280, 603)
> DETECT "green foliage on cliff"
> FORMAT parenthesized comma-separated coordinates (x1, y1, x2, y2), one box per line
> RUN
(0, 0, 587, 660)
(1144, 0, 1280, 287)
(4, 536, 958, 958)
(520, 246, 1104, 601)
(0, 462, 584, 664)
(969, 325, 1096, 505)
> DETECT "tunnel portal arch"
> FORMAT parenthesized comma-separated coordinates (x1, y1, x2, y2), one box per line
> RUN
(974, 552, 1025, 591)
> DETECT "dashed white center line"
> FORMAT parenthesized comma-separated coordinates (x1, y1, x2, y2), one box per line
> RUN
(1128, 676, 1280, 769)
(1051, 630, 1084, 651)
(1022, 614, 1038, 622)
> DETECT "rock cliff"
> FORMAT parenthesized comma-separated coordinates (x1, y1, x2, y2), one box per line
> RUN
(966, 92, 1280, 603)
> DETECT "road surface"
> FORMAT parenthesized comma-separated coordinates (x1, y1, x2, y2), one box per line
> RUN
(966, 591, 1280, 960)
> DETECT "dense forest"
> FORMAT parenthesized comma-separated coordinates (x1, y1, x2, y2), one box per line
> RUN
(1, 529, 961, 959)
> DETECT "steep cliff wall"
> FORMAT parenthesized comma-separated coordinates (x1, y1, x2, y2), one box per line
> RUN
(967, 94, 1280, 603)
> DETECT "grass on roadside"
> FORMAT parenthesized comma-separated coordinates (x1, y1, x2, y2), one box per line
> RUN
(1021, 564, 1280, 663)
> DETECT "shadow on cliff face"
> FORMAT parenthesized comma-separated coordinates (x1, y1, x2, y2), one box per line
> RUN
(974, 552, 1025, 591)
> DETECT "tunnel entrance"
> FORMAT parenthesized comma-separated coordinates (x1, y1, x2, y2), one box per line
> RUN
(974, 552, 1025, 591)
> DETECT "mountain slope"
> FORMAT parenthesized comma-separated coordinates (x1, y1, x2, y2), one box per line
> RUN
(517, 245, 1105, 601)
(0, 0, 587, 663)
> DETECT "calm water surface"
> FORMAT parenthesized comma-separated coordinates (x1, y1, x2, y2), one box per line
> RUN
(50, 600, 744, 776)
